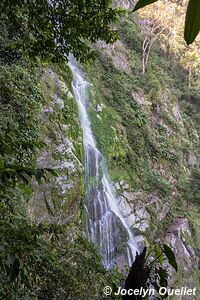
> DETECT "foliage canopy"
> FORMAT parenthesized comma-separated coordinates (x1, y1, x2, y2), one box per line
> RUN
(0, 0, 119, 62)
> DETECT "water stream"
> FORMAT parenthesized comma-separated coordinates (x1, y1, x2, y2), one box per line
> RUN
(68, 56, 139, 268)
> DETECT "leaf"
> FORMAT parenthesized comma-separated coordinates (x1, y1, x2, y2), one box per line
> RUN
(7, 256, 20, 281)
(184, 0, 200, 45)
(20, 268, 25, 283)
(154, 243, 163, 264)
(0, 159, 4, 168)
(132, 0, 159, 12)
(10, 258, 20, 281)
(0, 167, 16, 173)
(11, 174, 16, 187)
(45, 168, 58, 177)
(158, 267, 168, 288)
(163, 244, 178, 272)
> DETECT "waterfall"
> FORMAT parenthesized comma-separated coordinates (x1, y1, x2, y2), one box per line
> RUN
(68, 56, 139, 268)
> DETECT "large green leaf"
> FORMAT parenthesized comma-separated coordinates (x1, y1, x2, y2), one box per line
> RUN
(163, 244, 178, 272)
(132, 0, 159, 12)
(158, 267, 168, 288)
(184, 0, 200, 45)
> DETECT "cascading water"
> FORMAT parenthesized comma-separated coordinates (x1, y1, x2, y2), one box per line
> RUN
(68, 56, 139, 268)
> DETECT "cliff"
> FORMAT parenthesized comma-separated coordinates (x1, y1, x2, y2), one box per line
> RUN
(83, 1, 200, 296)
(1, 0, 200, 299)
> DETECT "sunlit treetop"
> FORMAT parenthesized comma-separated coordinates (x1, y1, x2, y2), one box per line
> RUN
(133, 0, 200, 45)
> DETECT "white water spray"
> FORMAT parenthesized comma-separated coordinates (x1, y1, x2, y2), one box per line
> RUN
(68, 56, 139, 268)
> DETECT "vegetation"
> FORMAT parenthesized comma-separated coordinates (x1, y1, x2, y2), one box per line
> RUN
(84, 1, 200, 292)
(0, 77, 119, 298)
(133, 0, 200, 45)
(0, 0, 119, 63)
(179, 167, 200, 204)
(0, 10, 121, 299)
(123, 244, 178, 300)
(1, 0, 200, 298)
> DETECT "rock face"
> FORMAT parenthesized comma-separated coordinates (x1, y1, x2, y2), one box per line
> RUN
(132, 90, 151, 107)
(117, 187, 170, 233)
(163, 218, 198, 299)
(28, 67, 84, 225)
(96, 40, 131, 73)
(84, 8, 200, 289)
(26, 8, 200, 293)
(114, 184, 198, 296)
(164, 218, 193, 271)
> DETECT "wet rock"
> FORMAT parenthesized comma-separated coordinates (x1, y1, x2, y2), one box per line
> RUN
(134, 221, 149, 232)
(118, 189, 171, 235)
(114, 253, 128, 271)
(95, 103, 105, 112)
(119, 196, 136, 225)
(123, 183, 130, 190)
(67, 90, 73, 98)
(123, 191, 137, 201)
(120, 180, 125, 186)
(134, 235, 146, 246)
(135, 207, 150, 221)
(115, 182, 121, 190)
(166, 218, 191, 238)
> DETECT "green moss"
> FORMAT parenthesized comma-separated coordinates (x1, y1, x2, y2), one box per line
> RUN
(110, 165, 136, 189)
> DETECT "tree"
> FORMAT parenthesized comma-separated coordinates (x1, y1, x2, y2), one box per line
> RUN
(0, 0, 120, 62)
(132, 0, 200, 77)
(136, 0, 183, 74)
(181, 46, 200, 89)
(133, 0, 200, 45)
(139, 1, 175, 74)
